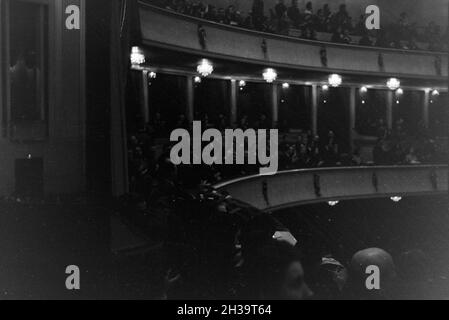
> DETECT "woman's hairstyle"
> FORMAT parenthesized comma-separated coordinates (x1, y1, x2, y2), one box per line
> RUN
(243, 241, 303, 299)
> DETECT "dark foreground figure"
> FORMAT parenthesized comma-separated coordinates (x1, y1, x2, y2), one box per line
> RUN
(115, 171, 449, 300)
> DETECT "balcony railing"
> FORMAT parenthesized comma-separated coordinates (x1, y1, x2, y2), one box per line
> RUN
(214, 165, 448, 211)
(139, 2, 448, 79)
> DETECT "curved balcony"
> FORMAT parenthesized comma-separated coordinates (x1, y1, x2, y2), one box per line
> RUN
(139, 2, 448, 80)
(214, 165, 448, 212)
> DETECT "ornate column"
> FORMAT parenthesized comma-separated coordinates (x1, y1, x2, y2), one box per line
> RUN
(386, 90, 393, 130)
(311, 84, 318, 135)
(349, 86, 356, 152)
(141, 70, 150, 124)
(186, 76, 194, 123)
(271, 83, 279, 128)
(423, 90, 430, 128)
(230, 79, 238, 127)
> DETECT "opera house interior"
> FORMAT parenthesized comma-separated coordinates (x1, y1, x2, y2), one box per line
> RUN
(0, 0, 448, 300)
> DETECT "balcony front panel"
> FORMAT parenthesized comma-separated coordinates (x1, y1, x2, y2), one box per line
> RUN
(139, 4, 448, 79)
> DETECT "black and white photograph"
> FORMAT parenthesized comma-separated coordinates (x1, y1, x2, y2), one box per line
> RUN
(0, 0, 448, 302)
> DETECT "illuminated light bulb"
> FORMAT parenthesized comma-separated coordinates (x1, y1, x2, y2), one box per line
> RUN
(148, 71, 157, 79)
(432, 89, 440, 96)
(130, 46, 145, 65)
(328, 74, 342, 87)
(194, 76, 202, 83)
(390, 196, 402, 202)
(396, 88, 403, 95)
(263, 68, 277, 83)
(239, 80, 246, 87)
(282, 82, 290, 89)
(197, 59, 214, 77)
(360, 86, 368, 93)
(322, 85, 329, 91)
(387, 78, 400, 90)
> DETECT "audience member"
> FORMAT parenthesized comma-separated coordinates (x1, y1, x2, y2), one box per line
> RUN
(154, 0, 445, 52)
(287, 0, 301, 28)
(347, 248, 397, 300)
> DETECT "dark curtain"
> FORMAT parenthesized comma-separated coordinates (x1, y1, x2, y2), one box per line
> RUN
(110, 0, 141, 196)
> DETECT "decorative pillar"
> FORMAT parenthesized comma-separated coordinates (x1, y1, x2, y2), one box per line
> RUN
(349, 86, 356, 152)
(186, 76, 194, 123)
(230, 80, 238, 127)
(271, 83, 279, 128)
(423, 90, 430, 128)
(386, 90, 393, 130)
(311, 84, 318, 135)
(141, 70, 150, 124)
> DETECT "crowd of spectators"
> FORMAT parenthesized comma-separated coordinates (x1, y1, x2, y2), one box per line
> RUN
(368, 117, 446, 166)
(119, 165, 449, 299)
(123, 90, 448, 300)
(128, 111, 345, 194)
(149, 0, 448, 51)
(128, 110, 446, 195)
(279, 129, 344, 169)
(123, 115, 449, 299)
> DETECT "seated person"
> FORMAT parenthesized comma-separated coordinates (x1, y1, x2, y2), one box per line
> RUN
(346, 248, 397, 300)
(331, 26, 345, 43)
(243, 242, 313, 300)
(359, 33, 372, 46)
(405, 147, 421, 164)
(341, 28, 352, 44)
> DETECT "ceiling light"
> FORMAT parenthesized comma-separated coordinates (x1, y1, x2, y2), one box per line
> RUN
(387, 78, 400, 90)
(390, 196, 402, 202)
(328, 74, 342, 87)
(194, 76, 202, 83)
(130, 46, 145, 65)
(197, 59, 214, 77)
(263, 68, 277, 83)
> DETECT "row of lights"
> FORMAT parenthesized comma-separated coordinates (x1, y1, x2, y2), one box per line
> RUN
(132, 48, 443, 95)
(131, 49, 342, 87)
(328, 196, 403, 207)
(359, 84, 440, 105)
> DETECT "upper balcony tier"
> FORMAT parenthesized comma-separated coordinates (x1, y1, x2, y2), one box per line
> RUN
(139, 2, 448, 83)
